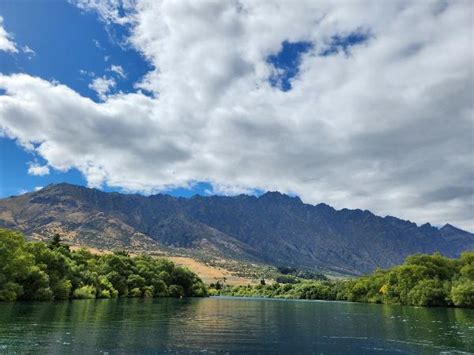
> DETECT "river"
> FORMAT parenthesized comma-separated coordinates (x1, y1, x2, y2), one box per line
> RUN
(0, 296, 472, 353)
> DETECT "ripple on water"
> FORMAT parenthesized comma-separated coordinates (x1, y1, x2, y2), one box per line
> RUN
(0, 298, 472, 353)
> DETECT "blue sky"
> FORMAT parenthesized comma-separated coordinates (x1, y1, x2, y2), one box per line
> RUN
(0, 1, 312, 198)
(0, 1, 144, 196)
(0, 1, 472, 229)
(0, 2, 167, 196)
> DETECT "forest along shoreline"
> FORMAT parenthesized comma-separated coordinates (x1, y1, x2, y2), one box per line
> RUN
(0, 229, 207, 301)
(210, 252, 473, 308)
(0, 228, 472, 308)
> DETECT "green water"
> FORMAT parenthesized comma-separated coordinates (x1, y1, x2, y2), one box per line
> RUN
(0, 297, 472, 354)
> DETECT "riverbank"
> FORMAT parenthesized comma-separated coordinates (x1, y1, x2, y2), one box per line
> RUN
(210, 252, 474, 308)
(2, 228, 472, 308)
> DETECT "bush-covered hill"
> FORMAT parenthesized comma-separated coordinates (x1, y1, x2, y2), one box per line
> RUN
(0, 229, 207, 302)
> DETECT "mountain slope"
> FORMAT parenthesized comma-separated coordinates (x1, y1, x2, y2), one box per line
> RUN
(0, 183, 472, 274)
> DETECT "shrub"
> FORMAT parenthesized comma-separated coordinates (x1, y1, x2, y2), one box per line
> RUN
(142, 286, 154, 298)
(73, 285, 96, 299)
(52, 279, 72, 300)
(168, 285, 184, 298)
(451, 281, 474, 307)
(129, 287, 142, 297)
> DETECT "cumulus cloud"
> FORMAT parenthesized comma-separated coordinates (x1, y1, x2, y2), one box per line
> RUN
(0, 16, 18, 52)
(0, 0, 473, 230)
(27, 162, 50, 176)
(88, 76, 116, 100)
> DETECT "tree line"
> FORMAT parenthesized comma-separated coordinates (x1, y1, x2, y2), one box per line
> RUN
(0, 229, 207, 302)
(2, 227, 472, 307)
(213, 252, 473, 308)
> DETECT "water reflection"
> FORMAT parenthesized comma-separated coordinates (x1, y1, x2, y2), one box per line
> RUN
(0, 297, 472, 353)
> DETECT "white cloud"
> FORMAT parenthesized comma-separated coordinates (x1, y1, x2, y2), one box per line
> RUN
(79, 69, 95, 77)
(0, 16, 18, 52)
(109, 64, 126, 78)
(74, 0, 135, 25)
(22, 45, 35, 58)
(27, 162, 50, 176)
(16, 186, 43, 194)
(1, 1, 473, 230)
(88, 76, 116, 100)
(92, 38, 104, 49)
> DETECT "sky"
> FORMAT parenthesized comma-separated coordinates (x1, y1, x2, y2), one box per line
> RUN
(0, 0, 472, 230)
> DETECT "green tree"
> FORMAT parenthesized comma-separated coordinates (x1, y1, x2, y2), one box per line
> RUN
(408, 279, 448, 306)
(451, 281, 474, 307)
(0, 229, 34, 301)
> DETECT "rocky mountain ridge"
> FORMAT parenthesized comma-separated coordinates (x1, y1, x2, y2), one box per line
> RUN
(0, 183, 472, 275)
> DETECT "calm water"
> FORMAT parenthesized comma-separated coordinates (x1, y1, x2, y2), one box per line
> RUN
(0, 297, 472, 354)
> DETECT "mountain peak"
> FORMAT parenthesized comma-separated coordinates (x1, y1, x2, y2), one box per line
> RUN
(440, 223, 466, 234)
(41, 182, 85, 192)
(259, 191, 302, 203)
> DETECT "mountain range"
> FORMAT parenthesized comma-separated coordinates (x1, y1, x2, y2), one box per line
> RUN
(0, 183, 472, 275)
